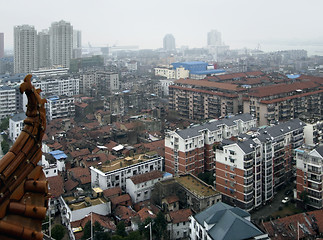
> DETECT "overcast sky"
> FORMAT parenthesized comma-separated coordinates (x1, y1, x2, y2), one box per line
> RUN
(1, 0, 323, 52)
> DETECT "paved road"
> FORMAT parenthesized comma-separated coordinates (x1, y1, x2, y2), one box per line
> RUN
(251, 182, 295, 223)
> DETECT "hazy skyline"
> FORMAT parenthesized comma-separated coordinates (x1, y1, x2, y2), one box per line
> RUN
(1, 0, 323, 53)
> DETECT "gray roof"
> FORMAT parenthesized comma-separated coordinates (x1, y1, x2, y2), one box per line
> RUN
(194, 202, 264, 240)
(176, 114, 254, 139)
(257, 118, 305, 142)
(314, 145, 323, 158)
(11, 112, 26, 122)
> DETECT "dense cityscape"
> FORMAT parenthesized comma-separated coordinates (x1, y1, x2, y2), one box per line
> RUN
(0, 16, 323, 240)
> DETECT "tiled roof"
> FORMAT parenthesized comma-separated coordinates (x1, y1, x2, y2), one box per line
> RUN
(164, 195, 179, 204)
(111, 194, 132, 206)
(105, 141, 118, 151)
(68, 167, 90, 179)
(103, 187, 122, 198)
(175, 78, 243, 92)
(70, 212, 116, 235)
(64, 179, 78, 192)
(262, 210, 323, 240)
(79, 175, 91, 184)
(249, 81, 319, 98)
(133, 200, 159, 214)
(130, 170, 163, 185)
(70, 148, 90, 158)
(169, 85, 239, 98)
(114, 205, 137, 222)
(260, 89, 323, 104)
(169, 209, 192, 224)
(47, 175, 64, 198)
(137, 207, 156, 221)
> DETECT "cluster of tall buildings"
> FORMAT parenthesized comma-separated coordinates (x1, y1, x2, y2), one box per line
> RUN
(13, 20, 81, 74)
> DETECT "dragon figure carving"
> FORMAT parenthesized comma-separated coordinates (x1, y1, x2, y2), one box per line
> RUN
(0, 74, 48, 240)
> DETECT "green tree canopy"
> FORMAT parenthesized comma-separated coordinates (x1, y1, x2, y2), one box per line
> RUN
(116, 221, 127, 238)
(51, 224, 66, 240)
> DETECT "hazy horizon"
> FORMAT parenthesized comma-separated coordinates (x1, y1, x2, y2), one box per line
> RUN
(1, 0, 323, 55)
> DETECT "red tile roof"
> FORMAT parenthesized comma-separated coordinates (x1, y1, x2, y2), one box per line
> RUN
(137, 207, 156, 221)
(133, 200, 159, 214)
(260, 89, 323, 104)
(114, 205, 137, 222)
(169, 208, 192, 224)
(249, 81, 319, 98)
(70, 212, 116, 234)
(64, 179, 79, 192)
(74, 102, 88, 108)
(68, 167, 90, 179)
(103, 187, 122, 198)
(111, 194, 132, 207)
(175, 78, 244, 92)
(169, 85, 238, 98)
(130, 170, 163, 185)
(164, 195, 179, 204)
(105, 141, 118, 151)
(47, 175, 64, 198)
(262, 210, 323, 240)
(70, 148, 90, 158)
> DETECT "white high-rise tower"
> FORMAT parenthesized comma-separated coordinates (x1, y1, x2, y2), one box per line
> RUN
(207, 30, 222, 47)
(49, 20, 73, 68)
(14, 25, 38, 74)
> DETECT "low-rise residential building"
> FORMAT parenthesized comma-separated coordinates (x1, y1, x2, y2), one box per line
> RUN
(126, 170, 164, 203)
(165, 114, 256, 176)
(296, 145, 323, 209)
(167, 208, 192, 240)
(90, 152, 163, 191)
(190, 202, 268, 240)
(215, 118, 305, 211)
(46, 95, 75, 121)
(9, 112, 25, 141)
(304, 120, 323, 146)
(32, 77, 79, 97)
(152, 173, 222, 213)
(60, 193, 111, 225)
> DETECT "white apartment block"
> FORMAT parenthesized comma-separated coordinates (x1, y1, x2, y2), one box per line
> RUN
(304, 120, 323, 146)
(31, 67, 69, 77)
(215, 118, 305, 211)
(49, 20, 73, 68)
(80, 73, 97, 95)
(14, 25, 38, 74)
(296, 145, 323, 209)
(33, 77, 79, 97)
(154, 67, 189, 80)
(165, 114, 257, 176)
(126, 170, 164, 203)
(96, 72, 119, 92)
(0, 86, 17, 119)
(158, 79, 174, 97)
(90, 154, 163, 191)
(46, 95, 75, 121)
(9, 112, 25, 141)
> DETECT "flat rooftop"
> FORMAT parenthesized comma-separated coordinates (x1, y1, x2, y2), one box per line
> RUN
(98, 151, 159, 173)
(175, 174, 219, 198)
(64, 196, 107, 211)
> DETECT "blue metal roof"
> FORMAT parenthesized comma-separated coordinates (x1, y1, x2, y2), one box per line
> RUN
(49, 150, 67, 160)
(286, 74, 300, 79)
(190, 69, 226, 75)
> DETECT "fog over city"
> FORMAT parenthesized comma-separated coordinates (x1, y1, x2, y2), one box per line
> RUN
(1, 0, 323, 54)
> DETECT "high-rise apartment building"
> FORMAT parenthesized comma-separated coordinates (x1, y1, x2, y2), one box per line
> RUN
(14, 25, 38, 74)
(38, 30, 50, 68)
(163, 34, 176, 51)
(164, 114, 257, 176)
(215, 119, 304, 211)
(49, 20, 73, 68)
(0, 33, 4, 58)
(73, 30, 82, 59)
(207, 29, 222, 47)
(296, 145, 323, 209)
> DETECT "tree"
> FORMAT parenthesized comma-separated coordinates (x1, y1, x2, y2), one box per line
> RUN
(153, 212, 167, 240)
(51, 224, 66, 240)
(82, 221, 91, 240)
(125, 231, 142, 240)
(116, 221, 127, 238)
(1, 140, 9, 154)
(198, 171, 215, 186)
(0, 117, 9, 132)
(300, 190, 310, 209)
